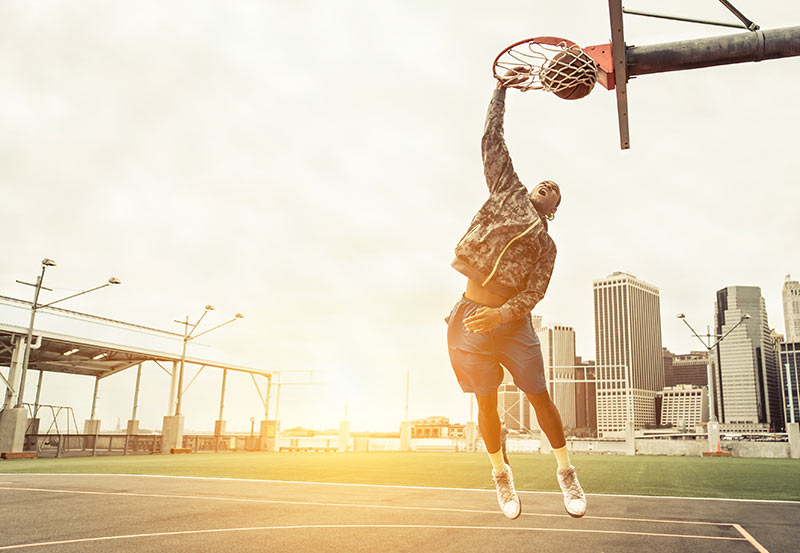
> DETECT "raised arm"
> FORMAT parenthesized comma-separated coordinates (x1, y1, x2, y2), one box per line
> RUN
(482, 81, 526, 195)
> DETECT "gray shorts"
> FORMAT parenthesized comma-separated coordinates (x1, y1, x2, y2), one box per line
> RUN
(445, 296, 547, 396)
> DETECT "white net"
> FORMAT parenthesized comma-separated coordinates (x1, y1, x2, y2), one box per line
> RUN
(494, 40, 598, 94)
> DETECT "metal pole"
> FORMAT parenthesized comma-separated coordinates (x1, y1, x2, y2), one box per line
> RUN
(706, 326, 717, 423)
(16, 268, 46, 408)
(786, 362, 796, 424)
(90, 376, 100, 420)
(264, 373, 272, 420)
(167, 361, 178, 415)
(218, 368, 227, 421)
(627, 26, 800, 77)
(274, 375, 280, 422)
(404, 370, 409, 422)
(131, 363, 142, 421)
(33, 370, 44, 418)
(624, 364, 633, 428)
(174, 317, 188, 416)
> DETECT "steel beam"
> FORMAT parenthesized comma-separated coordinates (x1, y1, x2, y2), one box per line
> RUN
(627, 26, 800, 77)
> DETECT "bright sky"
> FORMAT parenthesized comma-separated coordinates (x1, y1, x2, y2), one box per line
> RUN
(2, 1, 798, 433)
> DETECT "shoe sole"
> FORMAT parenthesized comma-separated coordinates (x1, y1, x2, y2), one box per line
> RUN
(564, 502, 586, 518)
(502, 495, 522, 520)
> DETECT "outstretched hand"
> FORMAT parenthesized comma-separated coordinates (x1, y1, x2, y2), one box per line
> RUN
(463, 307, 502, 333)
(497, 66, 531, 88)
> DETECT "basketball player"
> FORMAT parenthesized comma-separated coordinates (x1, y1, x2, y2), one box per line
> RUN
(445, 74, 586, 520)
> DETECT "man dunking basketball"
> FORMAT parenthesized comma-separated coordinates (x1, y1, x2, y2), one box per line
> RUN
(445, 73, 586, 520)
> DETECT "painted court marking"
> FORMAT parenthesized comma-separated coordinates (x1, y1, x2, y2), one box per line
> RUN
(0, 524, 751, 551)
(4, 473, 799, 504)
(0, 485, 744, 527)
(0, 483, 771, 552)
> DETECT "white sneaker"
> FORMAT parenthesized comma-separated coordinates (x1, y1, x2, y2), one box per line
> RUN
(492, 463, 521, 519)
(557, 466, 586, 518)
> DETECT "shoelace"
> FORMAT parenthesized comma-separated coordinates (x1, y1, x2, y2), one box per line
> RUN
(494, 472, 516, 504)
(560, 470, 584, 500)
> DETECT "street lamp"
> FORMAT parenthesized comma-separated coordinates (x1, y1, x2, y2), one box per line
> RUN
(676, 312, 751, 423)
(173, 307, 243, 416)
(15, 259, 121, 408)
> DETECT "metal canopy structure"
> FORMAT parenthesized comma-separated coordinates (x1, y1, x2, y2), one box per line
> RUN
(0, 295, 269, 382)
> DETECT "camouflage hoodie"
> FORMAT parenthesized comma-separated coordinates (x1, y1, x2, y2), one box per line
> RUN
(451, 87, 557, 323)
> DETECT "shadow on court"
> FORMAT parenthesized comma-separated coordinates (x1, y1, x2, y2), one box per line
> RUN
(0, 473, 797, 552)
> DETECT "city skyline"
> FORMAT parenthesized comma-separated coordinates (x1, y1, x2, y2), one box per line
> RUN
(1, 269, 796, 434)
(1, 2, 798, 433)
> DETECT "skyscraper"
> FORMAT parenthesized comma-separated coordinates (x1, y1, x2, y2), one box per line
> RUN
(779, 342, 800, 425)
(534, 323, 577, 430)
(713, 286, 784, 431)
(574, 357, 597, 436)
(783, 276, 800, 342)
(593, 272, 664, 435)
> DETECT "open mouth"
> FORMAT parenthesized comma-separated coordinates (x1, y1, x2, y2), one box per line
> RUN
(538, 189, 547, 197)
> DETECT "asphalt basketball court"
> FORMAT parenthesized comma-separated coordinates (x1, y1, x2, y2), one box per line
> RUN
(1, 472, 797, 552)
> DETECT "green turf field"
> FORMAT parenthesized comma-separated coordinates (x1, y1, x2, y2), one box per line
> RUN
(1, 451, 798, 501)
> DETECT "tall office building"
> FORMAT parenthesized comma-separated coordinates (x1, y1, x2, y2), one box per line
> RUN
(593, 272, 664, 435)
(534, 324, 577, 430)
(779, 342, 799, 425)
(713, 286, 784, 431)
(574, 357, 597, 436)
(784, 276, 800, 342)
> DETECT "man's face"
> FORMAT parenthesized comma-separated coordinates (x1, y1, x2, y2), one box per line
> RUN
(529, 181, 561, 218)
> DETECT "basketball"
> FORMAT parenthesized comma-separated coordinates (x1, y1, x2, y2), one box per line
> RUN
(541, 47, 596, 100)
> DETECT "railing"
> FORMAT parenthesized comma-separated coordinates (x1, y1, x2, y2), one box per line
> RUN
(25, 434, 162, 457)
(181, 434, 259, 452)
(22, 433, 270, 457)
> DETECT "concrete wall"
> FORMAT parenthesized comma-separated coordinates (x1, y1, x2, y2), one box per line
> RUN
(634, 439, 706, 456)
(725, 441, 790, 458)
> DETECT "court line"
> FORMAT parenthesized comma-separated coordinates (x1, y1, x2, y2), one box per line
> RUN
(732, 524, 771, 553)
(3, 472, 798, 505)
(0, 523, 749, 551)
(0, 485, 740, 529)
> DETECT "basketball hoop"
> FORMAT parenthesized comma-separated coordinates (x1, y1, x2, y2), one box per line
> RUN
(493, 36, 599, 99)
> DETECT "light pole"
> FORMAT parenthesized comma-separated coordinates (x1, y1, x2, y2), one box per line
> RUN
(173, 306, 243, 416)
(676, 312, 751, 424)
(15, 259, 121, 409)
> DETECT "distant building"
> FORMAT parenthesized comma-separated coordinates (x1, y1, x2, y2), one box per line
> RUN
(779, 342, 800, 425)
(498, 377, 533, 433)
(593, 272, 664, 435)
(535, 323, 577, 430)
(713, 286, 784, 431)
(660, 385, 708, 429)
(574, 357, 597, 436)
(783, 275, 800, 342)
(663, 348, 708, 387)
(410, 416, 464, 438)
(283, 427, 315, 437)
